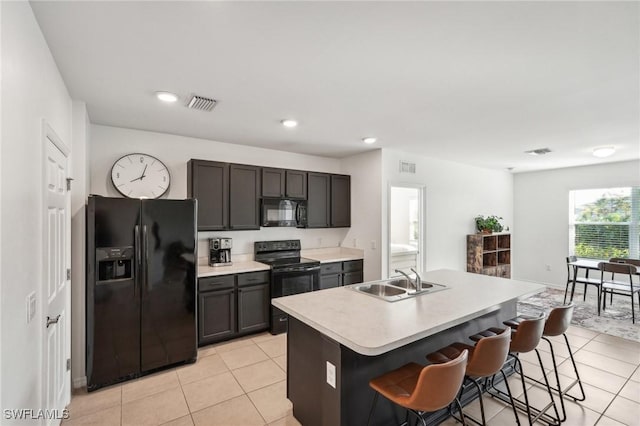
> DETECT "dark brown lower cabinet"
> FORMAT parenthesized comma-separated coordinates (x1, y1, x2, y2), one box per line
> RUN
(238, 283, 270, 333)
(319, 259, 364, 289)
(198, 288, 236, 343)
(198, 271, 270, 346)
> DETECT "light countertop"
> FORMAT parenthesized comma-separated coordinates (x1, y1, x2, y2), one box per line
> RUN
(198, 261, 270, 278)
(272, 269, 545, 356)
(301, 247, 364, 263)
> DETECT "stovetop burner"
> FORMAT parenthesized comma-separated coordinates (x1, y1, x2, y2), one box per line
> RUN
(261, 257, 320, 269)
(254, 240, 320, 269)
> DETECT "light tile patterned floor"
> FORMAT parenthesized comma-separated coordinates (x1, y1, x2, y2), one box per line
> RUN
(64, 333, 299, 426)
(65, 326, 640, 425)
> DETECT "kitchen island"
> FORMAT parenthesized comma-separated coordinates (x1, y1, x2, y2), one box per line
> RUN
(272, 269, 546, 426)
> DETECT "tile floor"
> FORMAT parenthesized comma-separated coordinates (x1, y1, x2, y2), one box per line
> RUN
(65, 326, 639, 425)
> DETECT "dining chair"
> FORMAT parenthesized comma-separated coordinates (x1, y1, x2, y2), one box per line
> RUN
(598, 262, 639, 324)
(564, 256, 600, 304)
(610, 257, 640, 267)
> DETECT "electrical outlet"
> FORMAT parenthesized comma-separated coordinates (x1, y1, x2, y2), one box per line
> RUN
(370, 240, 377, 250)
(326, 361, 336, 388)
(545, 264, 551, 271)
(353, 238, 357, 248)
(317, 237, 322, 247)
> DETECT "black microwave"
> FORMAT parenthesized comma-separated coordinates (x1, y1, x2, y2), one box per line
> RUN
(261, 199, 307, 227)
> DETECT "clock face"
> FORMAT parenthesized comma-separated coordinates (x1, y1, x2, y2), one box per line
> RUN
(110, 153, 170, 199)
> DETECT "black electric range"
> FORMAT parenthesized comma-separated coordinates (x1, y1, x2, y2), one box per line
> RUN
(255, 240, 321, 334)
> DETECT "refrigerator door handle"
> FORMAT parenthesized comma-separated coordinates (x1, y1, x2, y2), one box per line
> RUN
(134, 225, 141, 297)
(142, 225, 149, 295)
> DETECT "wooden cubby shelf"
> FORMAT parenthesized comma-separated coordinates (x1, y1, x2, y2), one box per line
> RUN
(467, 233, 511, 278)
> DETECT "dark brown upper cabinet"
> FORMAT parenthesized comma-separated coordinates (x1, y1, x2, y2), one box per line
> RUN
(306, 172, 331, 228)
(188, 160, 260, 231)
(229, 164, 261, 230)
(261, 168, 307, 199)
(331, 174, 351, 227)
(285, 170, 307, 199)
(187, 160, 228, 231)
(261, 168, 285, 198)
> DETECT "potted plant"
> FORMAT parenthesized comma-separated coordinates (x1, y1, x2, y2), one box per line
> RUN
(474, 215, 504, 234)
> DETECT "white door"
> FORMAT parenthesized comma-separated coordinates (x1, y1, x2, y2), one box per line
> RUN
(43, 125, 71, 425)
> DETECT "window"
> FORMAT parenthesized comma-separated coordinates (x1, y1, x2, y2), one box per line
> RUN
(569, 187, 640, 259)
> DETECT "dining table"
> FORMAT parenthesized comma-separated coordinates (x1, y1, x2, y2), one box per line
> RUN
(567, 258, 640, 304)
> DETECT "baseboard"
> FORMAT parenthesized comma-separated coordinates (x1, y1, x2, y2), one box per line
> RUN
(73, 376, 87, 389)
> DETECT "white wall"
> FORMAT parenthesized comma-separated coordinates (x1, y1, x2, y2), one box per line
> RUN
(1, 0, 73, 415)
(341, 150, 383, 281)
(70, 102, 90, 388)
(90, 125, 350, 258)
(0, 0, 4, 411)
(513, 160, 640, 287)
(90, 125, 343, 199)
(381, 150, 514, 278)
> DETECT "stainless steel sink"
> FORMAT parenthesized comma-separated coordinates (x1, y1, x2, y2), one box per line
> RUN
(356, 283, 406, 297)
(386, 279, 434, 290)
(350, 279, 447, 302)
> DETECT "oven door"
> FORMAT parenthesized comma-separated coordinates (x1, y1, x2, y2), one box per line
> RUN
(270, 265, 320, 334)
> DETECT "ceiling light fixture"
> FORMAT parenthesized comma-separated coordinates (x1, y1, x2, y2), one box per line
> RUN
(281, 119, 298, 128)
(525, 148, 552, 156)
(592, 146, 615, 158)
(155, 91, 178, 103)
(362, 137, 377, 144)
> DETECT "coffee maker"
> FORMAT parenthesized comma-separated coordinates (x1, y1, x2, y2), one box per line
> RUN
(209, 237, 232, 266)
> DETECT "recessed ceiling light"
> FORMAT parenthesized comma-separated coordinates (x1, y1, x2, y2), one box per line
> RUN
(155, 91, 178, 103)
(592, 146, 615, 158)
(525, 148, 552, 156)
(362, 137, 377, 144)
(281, 119, 298, 128)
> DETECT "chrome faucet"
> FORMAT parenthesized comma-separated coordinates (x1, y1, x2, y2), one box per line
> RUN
(395, 268, 423, 293)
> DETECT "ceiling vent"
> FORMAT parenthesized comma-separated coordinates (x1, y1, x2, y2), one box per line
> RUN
(186, 94, 217, 112)
(399, 161, 416, 174)
(525, 148, 552, 156)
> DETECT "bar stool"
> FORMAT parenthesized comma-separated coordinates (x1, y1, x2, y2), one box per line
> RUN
(367, 350, 468, 426)
(426, 328, 518, 425)
(503, 304, 585, 422)
(470, 314, 560, 426)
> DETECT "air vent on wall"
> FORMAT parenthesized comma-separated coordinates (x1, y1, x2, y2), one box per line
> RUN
(186, 94, 217, 112)
(399, 161, 416, 174)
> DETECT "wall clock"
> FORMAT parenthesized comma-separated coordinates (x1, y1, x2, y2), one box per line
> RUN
(110, 153, 170, 199)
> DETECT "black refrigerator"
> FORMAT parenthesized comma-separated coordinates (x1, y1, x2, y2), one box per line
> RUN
(86, 195, 197, 390)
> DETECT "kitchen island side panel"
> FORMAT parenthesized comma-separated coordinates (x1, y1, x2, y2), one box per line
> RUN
(287, 301, 517, 426)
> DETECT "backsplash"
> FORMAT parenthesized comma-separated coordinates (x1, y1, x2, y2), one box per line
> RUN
(197, 227, 350, 262)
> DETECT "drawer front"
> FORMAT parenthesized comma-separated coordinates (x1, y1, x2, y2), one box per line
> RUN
(319, 274, 341, 290)
(199, 275, 235, 292)
(321, 262, 342, 275)
(342, 271, 363, 285)
(237, 271, 270, 287)
(343, 260, 363, 272)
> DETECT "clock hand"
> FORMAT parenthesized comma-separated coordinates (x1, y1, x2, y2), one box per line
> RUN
(130, 164, 148, 182)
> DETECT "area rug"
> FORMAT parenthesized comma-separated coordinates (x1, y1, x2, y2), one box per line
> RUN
(516, 287, 640, 342)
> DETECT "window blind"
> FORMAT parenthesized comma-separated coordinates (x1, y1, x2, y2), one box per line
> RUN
(569, 187, 639, 259)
